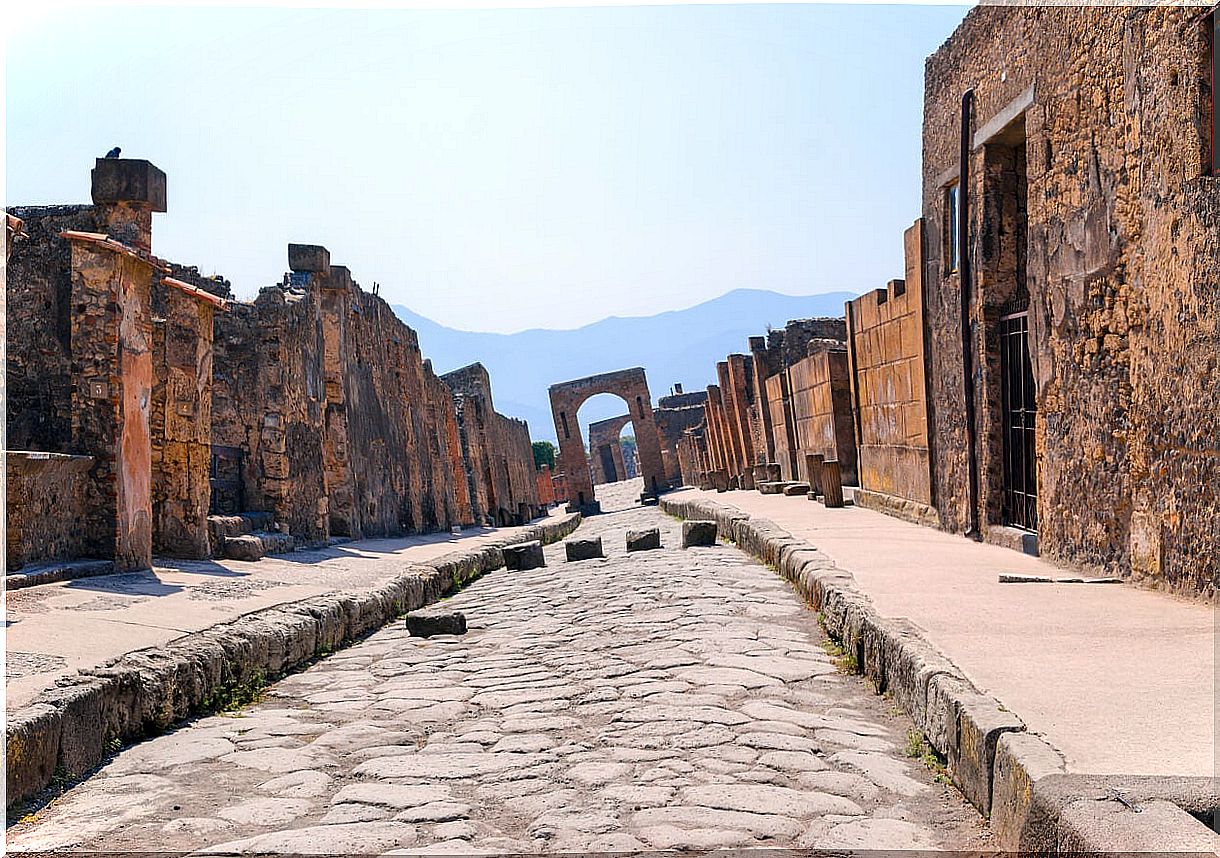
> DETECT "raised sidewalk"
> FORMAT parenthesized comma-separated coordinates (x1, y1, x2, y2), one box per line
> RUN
(5, 510, 581, 807)
(661, 488, 1216, 851)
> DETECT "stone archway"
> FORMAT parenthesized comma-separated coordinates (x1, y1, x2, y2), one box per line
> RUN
(548, 368, 665, 514)
(588, 413, 633, 485)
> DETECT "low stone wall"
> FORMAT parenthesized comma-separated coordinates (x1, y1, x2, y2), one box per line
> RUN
(6, 452, 95, 570)
(852, 487, 940, 530)
(5, 512, 581, 809)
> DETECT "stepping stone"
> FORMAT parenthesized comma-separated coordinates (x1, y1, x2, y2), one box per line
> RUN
(681, 520, 718, 548)
(626, 528, 661, 552)
(406, 611, 467, 637)
(503, 540, 545, 571)
(565, 537, 604, 561)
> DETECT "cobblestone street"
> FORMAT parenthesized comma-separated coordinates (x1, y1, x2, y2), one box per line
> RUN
(8, 485, 988, 853)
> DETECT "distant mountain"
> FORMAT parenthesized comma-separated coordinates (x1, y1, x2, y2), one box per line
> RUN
(394, 288, 857, 443)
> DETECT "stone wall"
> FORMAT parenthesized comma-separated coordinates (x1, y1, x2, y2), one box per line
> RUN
(785, 343, 858, 486)
(846, 225, 932, 506)
(6, 205, 99, 453)
(922, 6, 1218, 594)
(653, 401, 707, 487)
(443, 362, 541, 526)
(7, 160, 541, 570)
(6, 453, 94, 569)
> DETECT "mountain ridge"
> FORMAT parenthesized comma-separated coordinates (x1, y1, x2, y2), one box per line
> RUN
(393, 287, 857, 442)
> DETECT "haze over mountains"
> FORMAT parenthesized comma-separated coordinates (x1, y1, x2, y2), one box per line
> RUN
(393, 288, 856, 443)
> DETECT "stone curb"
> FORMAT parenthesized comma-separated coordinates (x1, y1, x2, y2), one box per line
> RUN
(658, 495, 1060, 849)
(5, 559, 117, 591)
(4, 513, 582, 809)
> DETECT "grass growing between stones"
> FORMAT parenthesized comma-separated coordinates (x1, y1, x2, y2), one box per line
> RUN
(905, 729, 951, 784)
(202, 669, 268, 714)
(815, 613, 860, 674)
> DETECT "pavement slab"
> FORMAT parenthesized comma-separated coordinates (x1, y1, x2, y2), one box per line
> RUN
(6, 480, 988, 853)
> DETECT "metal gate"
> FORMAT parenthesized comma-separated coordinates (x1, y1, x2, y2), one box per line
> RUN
(999, 313, 1037, 531)
(209, 445, 245, 515)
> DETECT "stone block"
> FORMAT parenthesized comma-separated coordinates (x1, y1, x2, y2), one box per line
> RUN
(222, 535, 266, 561)
(625, 528, 661, 552)
(757, 481, 788, 495)
(681, 520, 718, 548)
(503, 540, 545, 571)
(406, 611, 467, 637)
(754, 464, 782, 484)
(1057, 798, 1219, 855)
(990, 732, 1066, 851)
(782, 482, 810, 496)
(288, 243, 331, 274)
(564, 537, 604, 561)
(950, 693, 1026, 816)
(91, 158, 167, 211)
(5, 703, 62, 807)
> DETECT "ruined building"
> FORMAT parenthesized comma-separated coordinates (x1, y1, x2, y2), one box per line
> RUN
(680, 6, 1218, 598)
(6, 158, 541, 573)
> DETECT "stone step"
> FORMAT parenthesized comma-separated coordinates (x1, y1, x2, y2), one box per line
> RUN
(220, 530, 296, 562)
(207, 511, 277, 542)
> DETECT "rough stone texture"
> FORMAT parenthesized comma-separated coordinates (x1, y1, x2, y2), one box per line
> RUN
(681, 520, 718, 548)
(653, 401, 706, 488)
(846, 240, 933, 508)
(405, 611, 467, 637)
(989, 731, 1066, 850)
(6, 453, 95, 569)
(150, 280, 216, 558)
(659, 494, 1038, 834)
(443, 363, 541, 527)
(587, 413, 632, 485)
(6, 500, 985, 854)
(776, 344, 858, 487)
(4, 513, 580, 808)
(623, 528, 659, 552)
(503, 540, 545, 571)
(923, 6, 1219, 596)
(548, 368, 667, 510)
(564, 537, 604, 562)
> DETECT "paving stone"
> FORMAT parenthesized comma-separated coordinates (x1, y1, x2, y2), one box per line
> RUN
(503, 540, 545, 571)
(564, 537, 604, 561)
(681, 520, 718, 547)
(625, 528, 662, 551)
(6, 499, 983, 854)
(405, 611, 467, 637)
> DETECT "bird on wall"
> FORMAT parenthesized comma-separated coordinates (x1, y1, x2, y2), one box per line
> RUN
(104, 146, 121, 159)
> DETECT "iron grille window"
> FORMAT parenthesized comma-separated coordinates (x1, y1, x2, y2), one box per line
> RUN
(999, 313, 1037, 532)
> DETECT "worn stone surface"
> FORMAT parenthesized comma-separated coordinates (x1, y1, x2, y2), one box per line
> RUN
(405, 611, 468, 638)
(502, 540, 545, 571)
(922, 7, 1218, 596)
(564, 537, 604, 562)
(6, 493, 987, 853)
(681, 520, 718, 548)
(624, 528, 661, 552)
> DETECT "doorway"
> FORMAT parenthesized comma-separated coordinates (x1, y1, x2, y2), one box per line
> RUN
(999, 312, 1036, 531)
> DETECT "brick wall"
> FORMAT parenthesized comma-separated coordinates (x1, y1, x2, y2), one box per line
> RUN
(786, 344, 858, 486)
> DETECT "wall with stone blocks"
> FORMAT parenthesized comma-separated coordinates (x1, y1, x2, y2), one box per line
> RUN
(5, 453, 94, 569)
(846, 231, 932, 506)
(785, 344, 859, 486)
(923, 6, 1218, 595)
(654, 402, 707, 487)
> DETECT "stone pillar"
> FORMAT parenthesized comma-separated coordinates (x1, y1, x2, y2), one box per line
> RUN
(151, 278, 221, 558)
(805, 453, 825, 499)
(821, 460, 845, 508)
(748, 335, 777, 464)
(66, 160, 167, 570)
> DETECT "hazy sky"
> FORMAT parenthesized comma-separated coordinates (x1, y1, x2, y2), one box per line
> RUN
(7, 3, 968, 334)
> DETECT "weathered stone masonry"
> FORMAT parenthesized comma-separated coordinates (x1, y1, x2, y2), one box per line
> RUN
(922, 6, 1218, 594)
(6, 158, 541, 570)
